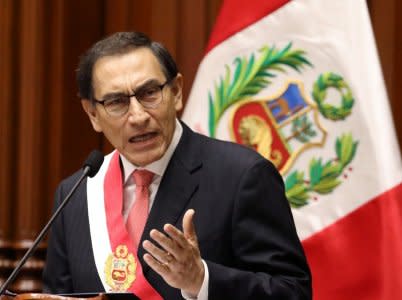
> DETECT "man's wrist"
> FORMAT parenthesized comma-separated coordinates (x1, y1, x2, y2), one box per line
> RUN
(184, 260, 205, 297)
(181, 260, 209, 300)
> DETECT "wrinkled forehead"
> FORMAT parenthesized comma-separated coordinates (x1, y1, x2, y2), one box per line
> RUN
(92, 48, 166, 95)
(93, 47, 164, 79)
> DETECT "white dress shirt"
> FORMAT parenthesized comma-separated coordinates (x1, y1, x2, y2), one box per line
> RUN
(119, 119, 208, 300)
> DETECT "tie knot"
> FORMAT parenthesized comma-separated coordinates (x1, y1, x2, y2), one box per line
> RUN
(133, 169, 154, 187)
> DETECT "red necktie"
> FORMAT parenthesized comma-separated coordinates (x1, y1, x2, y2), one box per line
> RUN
(127, 169, 154, 248)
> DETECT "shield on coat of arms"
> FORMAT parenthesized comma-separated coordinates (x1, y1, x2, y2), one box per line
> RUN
(230, 81, 327, 174)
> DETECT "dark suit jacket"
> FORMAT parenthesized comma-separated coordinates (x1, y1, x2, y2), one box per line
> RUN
(43, 122, 312, 299)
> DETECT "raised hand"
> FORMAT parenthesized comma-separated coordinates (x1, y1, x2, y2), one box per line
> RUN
(142, 209, 204, 297)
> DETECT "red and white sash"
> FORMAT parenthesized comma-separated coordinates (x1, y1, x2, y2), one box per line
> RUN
(87, 150, 162, 299)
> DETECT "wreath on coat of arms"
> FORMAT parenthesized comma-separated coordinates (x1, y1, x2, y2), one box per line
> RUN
(207, 43, 358, 208)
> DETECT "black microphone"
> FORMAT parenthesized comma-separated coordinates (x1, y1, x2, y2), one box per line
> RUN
(0, 150, 104, 295)
(82, 149, 104, 178)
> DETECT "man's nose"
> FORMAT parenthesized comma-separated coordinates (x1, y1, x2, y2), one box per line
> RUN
(127, 97, 150, 123)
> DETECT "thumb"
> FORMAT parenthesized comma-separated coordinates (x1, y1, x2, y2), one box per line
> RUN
(183, 209, 197, 243)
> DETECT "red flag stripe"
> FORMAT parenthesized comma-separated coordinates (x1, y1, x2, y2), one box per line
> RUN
(302, 182, 402, 300)
(206, 0, 290, 53)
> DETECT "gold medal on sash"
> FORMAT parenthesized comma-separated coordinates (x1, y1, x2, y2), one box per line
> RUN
(105, 245, 137, 291)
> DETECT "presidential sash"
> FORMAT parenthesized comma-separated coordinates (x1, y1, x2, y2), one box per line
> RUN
(87, 150, 162, 299)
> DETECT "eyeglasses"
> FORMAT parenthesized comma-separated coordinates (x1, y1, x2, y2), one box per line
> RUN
(92, 80, 171, 117)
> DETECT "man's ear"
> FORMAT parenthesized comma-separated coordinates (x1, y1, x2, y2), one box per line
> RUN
(171, 73, 183, 111)
(81, 99, 103, 132)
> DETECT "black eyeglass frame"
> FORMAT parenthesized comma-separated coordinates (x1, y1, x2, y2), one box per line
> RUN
(91, 78, 173, 117)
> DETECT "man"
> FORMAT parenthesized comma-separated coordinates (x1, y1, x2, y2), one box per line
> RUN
(43, 32, 312, 299)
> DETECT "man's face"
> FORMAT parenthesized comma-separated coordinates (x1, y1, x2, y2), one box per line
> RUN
(82, 47, 183, 166)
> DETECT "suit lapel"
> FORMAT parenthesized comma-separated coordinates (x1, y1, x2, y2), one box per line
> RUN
(138, 123, 203, 274)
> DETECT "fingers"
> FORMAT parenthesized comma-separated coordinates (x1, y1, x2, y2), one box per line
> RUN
(145, 209, 197, 254)
(143, 240, 173, 265)
(163, 223, 189, 249)
(142, 209, 204, 293)
(142, 209, 198, 266)
(182, 209, 196, 241)
(148, 228, 179, 257)
(143, 252, 171, 275)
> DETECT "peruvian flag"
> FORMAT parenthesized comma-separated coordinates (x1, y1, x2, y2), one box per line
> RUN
(182, 0, 402, 299)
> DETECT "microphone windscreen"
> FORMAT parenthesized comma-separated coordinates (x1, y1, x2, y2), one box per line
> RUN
(83, 150, 104, 177)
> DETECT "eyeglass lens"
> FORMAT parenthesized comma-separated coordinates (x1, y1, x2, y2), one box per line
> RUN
(103, 83, 165, 116)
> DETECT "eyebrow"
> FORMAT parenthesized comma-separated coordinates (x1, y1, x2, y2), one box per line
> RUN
(100, 78, 164, 100)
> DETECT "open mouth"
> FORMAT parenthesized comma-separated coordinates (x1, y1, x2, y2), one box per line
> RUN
(129, 132, 158, 143)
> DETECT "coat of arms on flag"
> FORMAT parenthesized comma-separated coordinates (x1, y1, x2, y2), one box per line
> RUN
(231, 82, 326, 178)
(203, 43, 358, 208)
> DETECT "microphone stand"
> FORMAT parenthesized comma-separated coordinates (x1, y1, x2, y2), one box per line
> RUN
(0, 166, 92, 296)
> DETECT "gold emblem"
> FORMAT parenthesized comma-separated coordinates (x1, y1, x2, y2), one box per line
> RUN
(238, 115, 283, 167)
(105, 245, 137, 291)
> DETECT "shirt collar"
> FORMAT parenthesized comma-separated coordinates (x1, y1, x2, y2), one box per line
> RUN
(120, 119, 183, 183)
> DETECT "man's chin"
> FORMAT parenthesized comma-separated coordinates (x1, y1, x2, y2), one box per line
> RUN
(124, 149, 164, 167)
